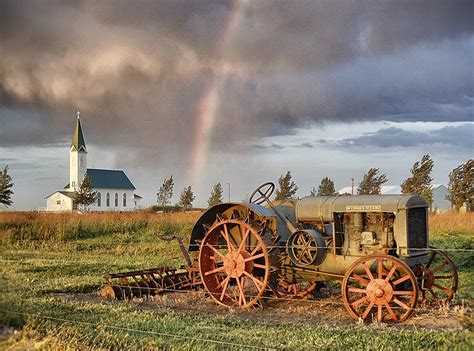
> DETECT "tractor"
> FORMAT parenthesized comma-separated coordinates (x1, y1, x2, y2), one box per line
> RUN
(102, 182, 458, 323)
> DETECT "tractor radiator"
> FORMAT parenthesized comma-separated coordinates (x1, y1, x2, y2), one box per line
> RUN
(407, 207, 428, 250)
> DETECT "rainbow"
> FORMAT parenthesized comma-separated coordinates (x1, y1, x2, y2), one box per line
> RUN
(187, 0, 246, 186)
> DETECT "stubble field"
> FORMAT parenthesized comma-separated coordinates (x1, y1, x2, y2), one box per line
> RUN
(0, 211, 473, 350)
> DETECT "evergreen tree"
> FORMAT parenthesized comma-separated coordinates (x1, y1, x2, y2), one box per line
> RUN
(178, 186, 195, 211)
(447, 159, 473, 211)
(316, 177, 337, 196)
(208, 182, 224, 207)
(73, 175, 97, 211)
(0, 166, 14, 207)
(401, 154, 434, 205)
(157, 176, 174, 211)
(275, 171, 298, 200)
(309, 187, 317, 196)
(358, 168, 388, 195)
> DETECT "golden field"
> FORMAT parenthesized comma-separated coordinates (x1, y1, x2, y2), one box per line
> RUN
(0, 210, 472, 349)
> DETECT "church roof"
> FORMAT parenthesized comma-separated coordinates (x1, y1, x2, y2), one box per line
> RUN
(71, 117, 87, 152)
(45, 190, 74, 199)
(86, 168, 136, 190)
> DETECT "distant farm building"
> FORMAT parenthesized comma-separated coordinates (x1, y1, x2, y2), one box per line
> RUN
(45, 114, 142, 212)
(338, 185, 451, 212)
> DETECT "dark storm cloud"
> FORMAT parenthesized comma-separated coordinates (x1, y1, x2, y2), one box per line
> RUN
(252, 141, 315, 150)
(338, 124, 474, 150)
(85, 0, 235, 60)
(253, 123, 474, 151)
(365, 0, 474, 53)
(0, 108, 64, 146)
(0, 0, 473, 169)
(252, 143, 285, 150)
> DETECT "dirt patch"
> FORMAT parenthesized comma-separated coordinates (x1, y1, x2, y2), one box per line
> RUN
(0, 327, 17, 341)
(54, 287, 469, 332)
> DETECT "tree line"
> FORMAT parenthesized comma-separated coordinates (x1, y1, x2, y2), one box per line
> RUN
(153, 155, 471, 211)
(273, 155, 472, 210)
(0, 155, 472, 211)
(156, 175, 223, 211)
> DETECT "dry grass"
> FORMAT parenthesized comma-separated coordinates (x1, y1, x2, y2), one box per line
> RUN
(1, 210, 472, 243)
(0, 211, 201, 243)
(429, 211, 474, 237)
(0, 211, 200, 227)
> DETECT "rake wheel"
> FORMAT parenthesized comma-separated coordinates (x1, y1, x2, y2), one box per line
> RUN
(199, 218, 270, 308)
(342, 254, 418, 323)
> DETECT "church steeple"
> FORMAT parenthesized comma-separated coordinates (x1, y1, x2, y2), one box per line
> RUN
(69, 111, 88, 191)
(71, 111, 87, 152)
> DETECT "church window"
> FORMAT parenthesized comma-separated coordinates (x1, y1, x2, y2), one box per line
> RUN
(80, 157, 83, 167)
(123, 193, 127, 207)
(97, 192, 101, 207)
(115, 193, 118, 207)
(56, 200, 61, 205)
(106, 193, 110, 207)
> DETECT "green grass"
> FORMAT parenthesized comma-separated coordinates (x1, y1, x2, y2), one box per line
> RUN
(1, 212, 473, 350)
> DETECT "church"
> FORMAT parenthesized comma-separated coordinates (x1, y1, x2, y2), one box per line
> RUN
(45, 114, 142, 212)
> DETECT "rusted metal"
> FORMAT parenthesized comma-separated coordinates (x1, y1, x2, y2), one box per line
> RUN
(198, 218, 271, 308)
(100, 265, 202, 300)
(414, 247, 458, 305)
(159, 235, 193, 267)
(278, 281, 320, 298)
(100, 235, 202, 300)
(341, 254, 418, 323)
(299, 282, 319, 298)
(100, 181, 458, 324)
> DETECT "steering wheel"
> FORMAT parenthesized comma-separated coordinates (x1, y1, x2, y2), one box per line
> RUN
(249, 182, 275, 205)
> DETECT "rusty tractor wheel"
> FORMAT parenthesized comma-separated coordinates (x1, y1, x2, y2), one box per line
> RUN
(416, 247, 458, 305)
(199, 219, 270, 308)
(342, 254, 418, 323)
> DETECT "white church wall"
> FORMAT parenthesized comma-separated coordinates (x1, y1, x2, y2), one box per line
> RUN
(69, 150, 87, 191)
(69, 151, 78, 190)
(133, 197, 143, 209)
(88, 188, 136, 211)
(46, 193, 73, 212)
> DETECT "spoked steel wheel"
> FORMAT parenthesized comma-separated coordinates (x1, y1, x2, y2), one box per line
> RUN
(342, 254, 419, 323)
(416, 247, 458, 305)
(288, 231, 319, 266)
(199, 219, 270, 308)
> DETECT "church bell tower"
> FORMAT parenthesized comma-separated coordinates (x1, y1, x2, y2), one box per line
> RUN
(69, 111, 87, 191)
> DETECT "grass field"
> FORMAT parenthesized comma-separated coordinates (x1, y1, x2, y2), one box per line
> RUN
(1, 211, 473, 350)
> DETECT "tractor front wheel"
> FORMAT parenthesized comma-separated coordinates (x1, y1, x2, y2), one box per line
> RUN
(342, 254, 418, 323)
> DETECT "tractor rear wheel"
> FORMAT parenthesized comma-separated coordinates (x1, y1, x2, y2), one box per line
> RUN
(199, 218, 271, 308)
(416, 247, 458, 305)
(342, 254, 418, 323)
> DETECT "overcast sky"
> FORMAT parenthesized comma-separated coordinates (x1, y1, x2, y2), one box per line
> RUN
(1, 0, 473, 210)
